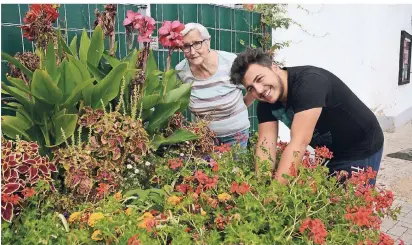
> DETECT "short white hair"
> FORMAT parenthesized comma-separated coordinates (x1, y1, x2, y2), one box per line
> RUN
(181, 23, 211, 39)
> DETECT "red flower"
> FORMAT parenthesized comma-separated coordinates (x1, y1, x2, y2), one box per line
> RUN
(127, 234, 141, 245)
(96, 183, 110, 197)
(168, 158, 183, 170)
(176, 184, 192, 194)
(375, 190, 394, 211)
(209, 159, 219, 172)
(344, 205, 381, 229)
(22, 187, 36, 198)
(231, 181, 251, 195)
(215, 143, 231, 153)
(378, 232, 395, 245)
(299, 218, 328, 245)
(315, 146, 333, 159)
(158, 20, 185, 48)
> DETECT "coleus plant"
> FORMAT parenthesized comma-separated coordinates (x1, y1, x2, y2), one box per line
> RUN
(1, 136, 57, 222)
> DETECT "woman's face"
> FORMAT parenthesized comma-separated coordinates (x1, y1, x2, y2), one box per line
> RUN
(182, 29, 210, 66)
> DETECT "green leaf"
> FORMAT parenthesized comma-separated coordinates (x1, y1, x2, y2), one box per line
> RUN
(61, 78, 95, 108)
(58, 30, 73, 56)
(92, 63, 128, 108)
(79, 29, 90, 64)
(69, 34, 78, 57)
(147, 102, 181, 133)
(44, 42, 59, 83)
(67, 54, 91, 81)
(161, 69, 178, 96)
(145, 49, 157, 79)
(1, 116, 31, 140)
(102, 51, 121, 68)
(138, 94, 160, 110)
(51, 114, 78, 147)
(87, 61, 105, 82)
(87, 25, 104, 67)
(123, 188, 148, 198)
(163, 129, 200, 144)
(144, 70, 162, 96)
(1, 82, 33, 109)
(57, 60, 77, 103)
(6, 76, 30, 94)
(31, 70, 63, 104)
(151, 129, 199, 150)
(1, 52, 33, 79)
(163, 82, 192, 106)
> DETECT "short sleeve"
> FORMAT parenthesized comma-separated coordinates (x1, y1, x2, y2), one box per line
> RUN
(292, 73, 329, 113)
(257, 102, 278, 124)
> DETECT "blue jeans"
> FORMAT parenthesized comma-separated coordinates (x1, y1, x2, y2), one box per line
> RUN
(216, 128, 249, 148)
(327, 146, 383, 185)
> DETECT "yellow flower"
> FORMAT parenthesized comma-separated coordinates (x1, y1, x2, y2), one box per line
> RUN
(91, 229, 103, 241)
(88, 212, 105, 227)
(114, 192, 122, 201)
(218, 193, 232, 202)
(138, 212, 154, 229)
(200, 208, 206, 216)
(125, 207, 132, 216)
(68, 211, 82, 223)
(167, 195, 181, 206)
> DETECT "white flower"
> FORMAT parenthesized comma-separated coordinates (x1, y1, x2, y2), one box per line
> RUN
(134, 169, 140, 174)
(127, 164, 133, 169)
(145, 161, 151, 166)
(185, 141, 189, 144)
(163, 147, 167, 150)
(232, 167, 240, 173)
(180, 153, 184, 157)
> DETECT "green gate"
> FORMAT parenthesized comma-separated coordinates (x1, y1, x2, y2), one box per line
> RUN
(1, 4, 266, 132)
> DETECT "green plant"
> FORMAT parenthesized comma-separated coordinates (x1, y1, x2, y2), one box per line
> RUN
(23, 143, 401, 245)
(1, 26, 130, 152)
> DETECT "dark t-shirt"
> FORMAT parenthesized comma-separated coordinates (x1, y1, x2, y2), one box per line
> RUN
(257, 65, 384, 162)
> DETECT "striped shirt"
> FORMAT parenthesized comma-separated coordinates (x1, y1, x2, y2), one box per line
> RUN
(175, 50, 250, 137)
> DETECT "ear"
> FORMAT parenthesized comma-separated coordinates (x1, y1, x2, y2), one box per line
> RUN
(271, 63, 279, 71)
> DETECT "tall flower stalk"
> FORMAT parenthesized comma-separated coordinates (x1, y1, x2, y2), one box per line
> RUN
(123, 10, 156, 73)
(158, 20, 185, 71)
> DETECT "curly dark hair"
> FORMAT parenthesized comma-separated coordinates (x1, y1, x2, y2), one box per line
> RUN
(230, 48, 273, 86)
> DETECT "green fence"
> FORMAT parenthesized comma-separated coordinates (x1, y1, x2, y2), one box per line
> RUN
(1, 4, 267, 133)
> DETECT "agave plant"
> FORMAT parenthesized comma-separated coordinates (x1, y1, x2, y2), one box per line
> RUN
(1, 136, 57, 222)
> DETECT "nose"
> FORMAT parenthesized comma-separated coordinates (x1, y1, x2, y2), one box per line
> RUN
(189, 46, 196, 55)
(253, 84, 265, 97)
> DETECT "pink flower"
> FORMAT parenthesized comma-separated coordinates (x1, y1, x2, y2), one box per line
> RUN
(123, 11, 156, 43)
(136, 16, 156, 43)
(158, 20, 185, 48)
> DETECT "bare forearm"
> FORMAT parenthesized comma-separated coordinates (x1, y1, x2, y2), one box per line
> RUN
(274, 142, 306, 185)
(243, 93, 255, 107)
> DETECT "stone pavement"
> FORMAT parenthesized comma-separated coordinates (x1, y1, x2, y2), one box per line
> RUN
(376, 122, 412, 244)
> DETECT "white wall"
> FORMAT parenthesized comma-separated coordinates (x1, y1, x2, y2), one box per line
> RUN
(272, 4, 412, 140)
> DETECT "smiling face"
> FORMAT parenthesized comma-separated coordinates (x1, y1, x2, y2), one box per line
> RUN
(242, 63, 285, 104)
(182, 29, 210, 66)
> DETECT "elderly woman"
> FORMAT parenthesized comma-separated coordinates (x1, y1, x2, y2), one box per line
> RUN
(175, 23, 255, 147)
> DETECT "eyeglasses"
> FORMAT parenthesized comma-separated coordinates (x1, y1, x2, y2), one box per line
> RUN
(181, 39, 209, 53)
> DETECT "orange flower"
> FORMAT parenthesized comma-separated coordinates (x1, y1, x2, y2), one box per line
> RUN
(125, 208, 132, 216)
(114, 192, 122, 201)
(88, 212, 105, 227)
(167, 195, 181, 206)
(91, 229, 103, 241)
(138, 212, 156, 232)
(218, 193, 231, 202)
